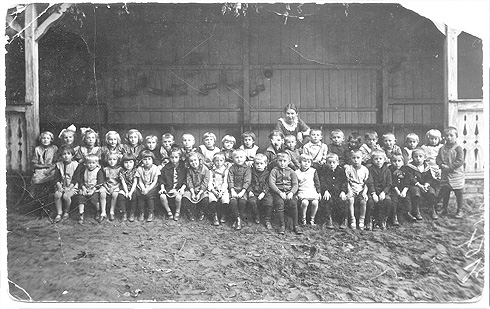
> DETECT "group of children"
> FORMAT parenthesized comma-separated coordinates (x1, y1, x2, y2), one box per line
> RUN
(30, 124, 465, 235)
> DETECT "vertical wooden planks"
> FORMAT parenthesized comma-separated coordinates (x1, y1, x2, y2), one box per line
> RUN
(305, 71, 315, 123)
(323, 69, 330, 108)
(404, 104, 414, 124)
(314, 70, 324, 110)
(413, 104, 423, 124)
(281, 70, 290, 107)
(270, 23, 281, 64)
(297, 69, 305, 107)
(270, 68, 282, 110)
(422, 104, 432, 124)
(392, 105, 404, 124)
(329, 70, 338, 109)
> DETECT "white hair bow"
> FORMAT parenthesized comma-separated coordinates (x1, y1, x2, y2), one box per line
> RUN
(80, 127, 92, 136)
(58, 124, 77, 138)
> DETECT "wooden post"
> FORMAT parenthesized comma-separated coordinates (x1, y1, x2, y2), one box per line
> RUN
(444, 25, 459, 127)
(24, 4, 40, 167)
(381, 50, 389, 124)
(242, 15, 250, 125)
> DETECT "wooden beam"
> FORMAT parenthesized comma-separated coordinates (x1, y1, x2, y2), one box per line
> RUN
(24, 4, 40, 167)
(242, 15, 250, 125)
(34, 3, 72, 41)
(381, 49, 389, 124)
(444, 25, 459, 127)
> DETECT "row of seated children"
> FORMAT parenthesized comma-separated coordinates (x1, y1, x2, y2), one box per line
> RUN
(31, 125, 464, 234)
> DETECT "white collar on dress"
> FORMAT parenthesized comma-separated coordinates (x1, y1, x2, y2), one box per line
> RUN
(279, 117, 298, 131)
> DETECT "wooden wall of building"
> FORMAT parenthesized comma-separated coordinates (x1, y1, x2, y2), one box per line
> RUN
(36, 3, 446, 150)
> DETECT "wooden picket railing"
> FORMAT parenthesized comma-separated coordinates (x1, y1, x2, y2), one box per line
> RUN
(448, 99, 484, 178)
(6, 106, 29, 172)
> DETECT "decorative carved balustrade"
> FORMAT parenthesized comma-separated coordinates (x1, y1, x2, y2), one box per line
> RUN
(448, 99, 484, 178)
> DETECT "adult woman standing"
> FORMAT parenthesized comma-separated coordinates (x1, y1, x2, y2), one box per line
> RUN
(275, 104, 311, 147)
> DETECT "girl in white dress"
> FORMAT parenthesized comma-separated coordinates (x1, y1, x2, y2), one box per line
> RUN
(295, 154, 321, 226)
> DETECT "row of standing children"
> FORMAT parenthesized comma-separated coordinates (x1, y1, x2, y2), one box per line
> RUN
(30, 124, 464, 234)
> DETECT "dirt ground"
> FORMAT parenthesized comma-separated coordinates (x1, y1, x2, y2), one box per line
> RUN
(5, 186, 485, 304)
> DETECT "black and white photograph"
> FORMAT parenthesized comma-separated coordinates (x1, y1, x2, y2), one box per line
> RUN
(2, 1, 488, 307)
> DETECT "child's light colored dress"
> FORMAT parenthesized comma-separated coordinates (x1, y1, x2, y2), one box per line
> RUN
(31, 145, 58, 184)
(198, 145, 221, 169)
(295, 167, 320, 201)
(239, 144, 259, 167)
(76, 146, 102, 163)
(102, 166, 122, 194)
(208, 165, 230, 203)
(421, 144, 443, 179)
(345, 165, 369, 196)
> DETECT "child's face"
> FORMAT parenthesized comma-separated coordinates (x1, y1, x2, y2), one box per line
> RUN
(128, 133, 139, 146)
(213, 156, 225, 168)
(277, 156, 290, 169)
(182, 136, 195, 150)
(349, 138, 361, 149)
(383, 136, 396, 149)
(350, 153, 362, 167)
(391, 157, 404, 169)
(107, 156, 118, 167)
(406, 138, 418, 150)
(63, 132, 75, 145)
(169, 153, 180, 165)
(428, 135, 440, 146)
(310, 131, 322, 143)
(326, 158, 339, 170)
(243, 137, 254, 149)
(254, 159, 266, 172)
(86, 160, 98, 170)
(445, 131, 457, 144)
(300, 159, 312, 170)
(412, 153, 425, 166)
(365, 136, 378, 147)
(271, 136, 284, 150)
(107, 135, 118, 148)
(123, 160, 135, 171)
(146, 139, 157, 150)
(41, 134, 52, 146)
(222, 140, 234, 150)
(331, 133, 344, 146)
(142, 156, 153, 167)
(85, 133, 96, 147)
(203, 137, 215, 149)
(189, 156, 200, 169)
(162, 138, 174, 149)
(285, 138, 296, 150)
(372, 155, 385, 168)
(61, 150, 73, 163)
(233, 152, 246, 165)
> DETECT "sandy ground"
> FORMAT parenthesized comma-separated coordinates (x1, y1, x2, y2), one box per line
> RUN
(5, 187, 485, 303)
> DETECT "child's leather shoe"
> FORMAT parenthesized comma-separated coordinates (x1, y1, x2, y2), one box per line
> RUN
(339, 218, 348, 229)
(293, 225, 303, 235)
(325, 216, 334, 229)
